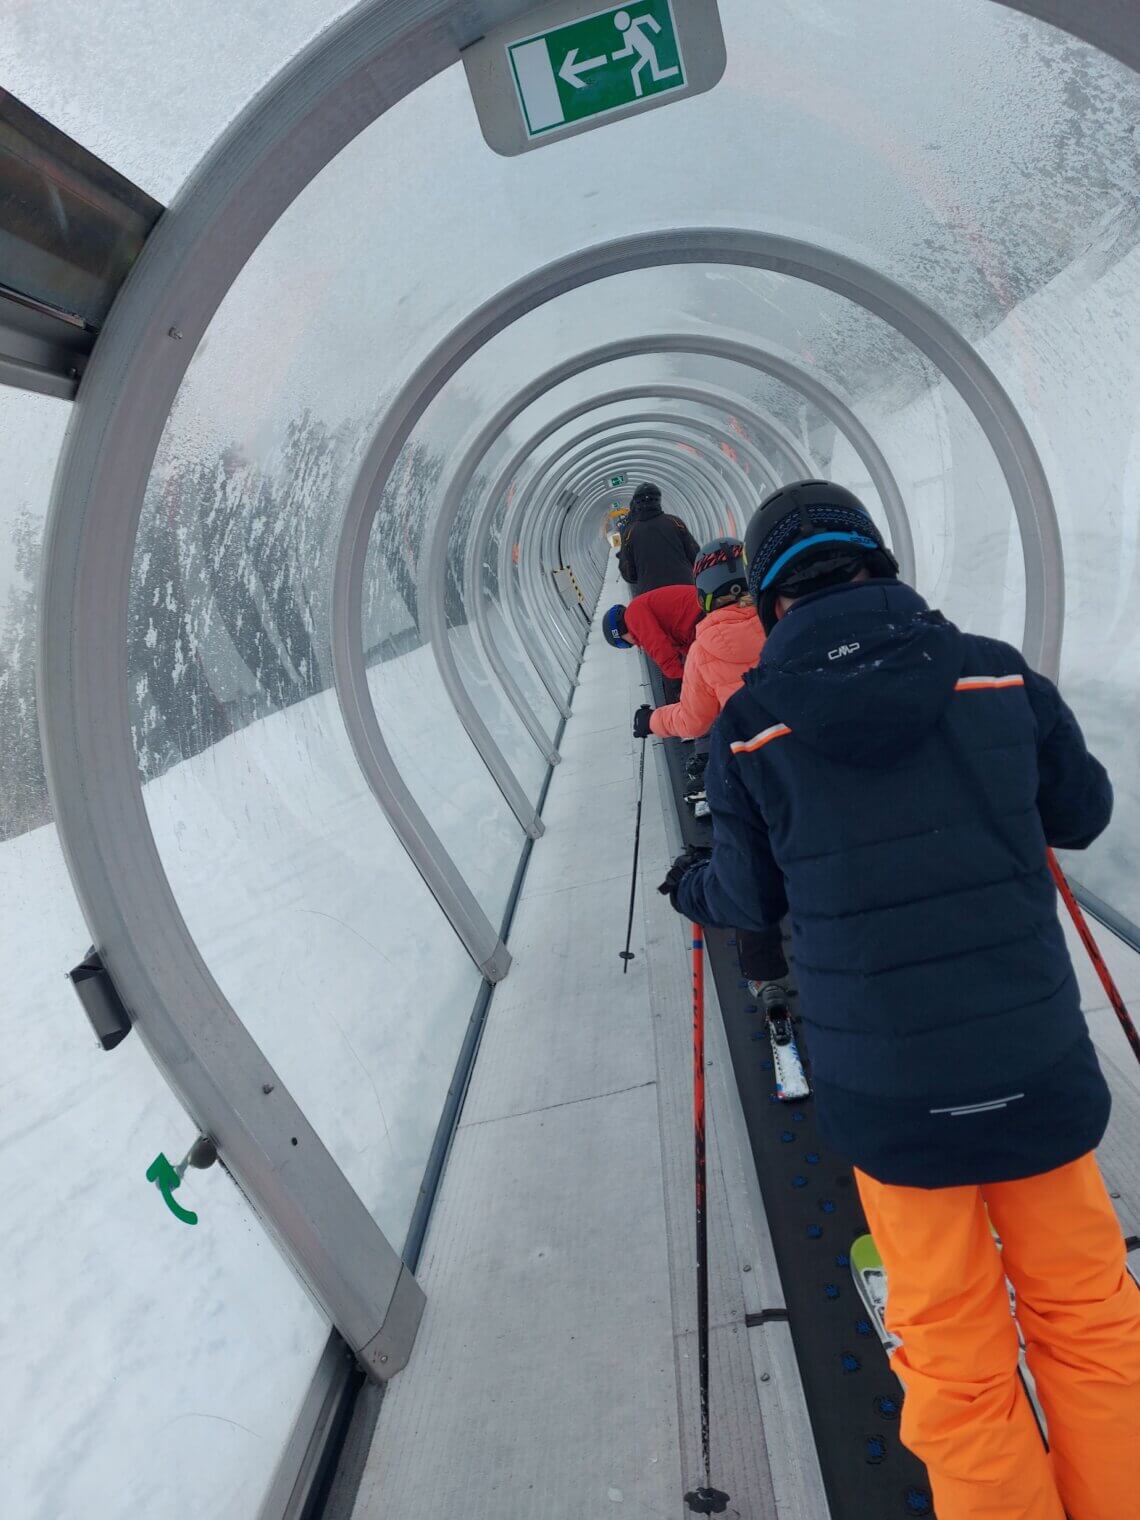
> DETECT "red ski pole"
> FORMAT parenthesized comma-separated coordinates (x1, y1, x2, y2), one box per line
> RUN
(684, 924, 729, 1516)
(1047, 848, 1140, 1067)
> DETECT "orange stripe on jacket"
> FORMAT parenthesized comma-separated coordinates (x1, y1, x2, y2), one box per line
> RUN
(730, 723, 792, 755)
(728, 678, 1020, 758)
(955, 675, 1025, 691)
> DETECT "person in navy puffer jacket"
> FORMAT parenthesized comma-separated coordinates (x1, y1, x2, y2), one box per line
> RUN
(660, 481, 1140, 1520)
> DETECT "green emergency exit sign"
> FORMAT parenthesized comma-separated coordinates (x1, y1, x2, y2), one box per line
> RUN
(509, 2, 684, 138)
(610, 473, 626, 487)
(463, 0, 725, 157)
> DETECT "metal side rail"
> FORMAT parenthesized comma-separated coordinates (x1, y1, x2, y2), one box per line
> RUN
(646, 663, 936, 1520)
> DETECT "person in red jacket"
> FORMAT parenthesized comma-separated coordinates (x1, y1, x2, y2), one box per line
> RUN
(631, 539, 785, 998)
(602, 583, 700, 701)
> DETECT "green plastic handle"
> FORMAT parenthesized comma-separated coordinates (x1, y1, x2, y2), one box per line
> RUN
(146, 1152, 199, 1225)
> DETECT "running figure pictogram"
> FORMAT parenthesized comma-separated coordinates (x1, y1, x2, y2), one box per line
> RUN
(612, 9, 680, 97)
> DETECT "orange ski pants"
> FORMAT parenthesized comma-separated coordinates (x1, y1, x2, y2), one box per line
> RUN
(855, 1153, 1140, 1520)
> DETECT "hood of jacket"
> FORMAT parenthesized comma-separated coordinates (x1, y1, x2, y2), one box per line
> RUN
(742, 581, 964, 766)
(630, 498, 663, 522)
(697, 601, 765, 667)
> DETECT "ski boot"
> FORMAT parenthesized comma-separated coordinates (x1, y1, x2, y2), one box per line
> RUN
(761, 982, 795, 1044)
(758, 983, 810, 1101)
(684, 751, 710, 817)
(684, 750, 708, 790)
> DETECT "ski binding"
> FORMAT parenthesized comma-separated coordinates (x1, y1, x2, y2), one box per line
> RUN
(760, 983, 810, 1101)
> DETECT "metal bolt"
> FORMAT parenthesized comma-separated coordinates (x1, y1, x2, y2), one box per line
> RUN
(760, 1372, 770, 1382)
(742, 1263, 752, 1273)
(186, 1135, 218, 1169)
(261, 1082, 274, 1094)
(168, 326, 183, 340)
(379, 1354, 388, 1364)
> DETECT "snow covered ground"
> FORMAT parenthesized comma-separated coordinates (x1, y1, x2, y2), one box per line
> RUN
(0, 808, 328, 1520)
(2, 638, 542, 1519)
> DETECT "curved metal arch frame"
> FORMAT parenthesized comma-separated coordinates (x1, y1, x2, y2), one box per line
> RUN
(396, 325, 919, 784)
(332, 222, 1058, 970)
(527, 449, 746, 682)
(520, 449, 719, 674)
(35, 0, 1104, 1383)
(495, 407, 792, 685)
(522, 441, 734, 663)
(417, 385, 806, 826)
(546, 436, 772, 604)
(532, 423, 770, 602)
(492, 398, 814, 684)
(501, 424, 772, 691)
(556, 449, 723, 598)
(454, 382, 815, 732)
(510, 407, 788, 654)
(333, 236, 1061, 770)
(437, 421, 747, 786)
(467, 421, 777, 723)
(34, 0, 552, 1385)
(525, 420, 783, 621)
(519, 446, 723, 668)
(542, 451, 728, 616)
(455, 327, 917, 610)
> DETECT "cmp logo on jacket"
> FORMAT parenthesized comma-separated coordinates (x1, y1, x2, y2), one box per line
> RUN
(828, 641, 861, 661)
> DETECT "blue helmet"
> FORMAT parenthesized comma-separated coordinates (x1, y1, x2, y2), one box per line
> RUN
(602, 604, 632, 650)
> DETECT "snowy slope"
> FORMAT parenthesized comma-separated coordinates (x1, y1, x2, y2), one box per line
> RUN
(2, 640, 537, 1519)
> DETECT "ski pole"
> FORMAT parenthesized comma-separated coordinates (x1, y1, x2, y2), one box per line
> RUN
(684, 923, 729, 1516)
(1047, 849, 1140, 1067)
(619, 737, 648, 972)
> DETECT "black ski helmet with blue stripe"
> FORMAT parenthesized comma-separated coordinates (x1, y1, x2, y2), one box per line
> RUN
(744, 481, 898, 632)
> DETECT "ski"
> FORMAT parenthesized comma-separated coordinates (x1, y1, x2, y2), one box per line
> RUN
(850, 1232, 900, 1352)
(851, 1229, 1048, 1433)
(760, 983, 810, 1102)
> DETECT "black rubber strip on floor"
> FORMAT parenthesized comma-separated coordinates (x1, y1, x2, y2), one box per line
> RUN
(647, 671, 937, 1520)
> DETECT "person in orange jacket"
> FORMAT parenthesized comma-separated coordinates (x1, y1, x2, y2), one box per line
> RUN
(632, 538, 785, 996)
(644, 539, 766, 742)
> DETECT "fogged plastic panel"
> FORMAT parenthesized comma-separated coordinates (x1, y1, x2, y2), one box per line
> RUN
(0, 0, 354, 200)
(445, 482, 550, 796)
(362, 455, 527, 923)
(455, 432, 572, 727)
(133, 407, 485, 1245)
(0, 390, 329, 1520)
(1009, 244, 1140, 924)
(93, 4, 1137, 426)
(26, 2, 1127, 549)
(477, 497, 564, 730)
(483, 491, 575, 712)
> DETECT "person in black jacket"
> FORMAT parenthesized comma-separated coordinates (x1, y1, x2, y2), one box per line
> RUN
(617, 481, 700, 593)
(660, 480, 1140, 1520)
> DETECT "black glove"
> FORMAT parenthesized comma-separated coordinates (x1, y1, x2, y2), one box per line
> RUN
(658, 846, 711, 911)
(632, 704, 653, 739)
